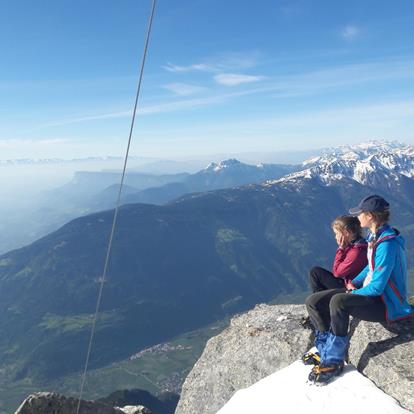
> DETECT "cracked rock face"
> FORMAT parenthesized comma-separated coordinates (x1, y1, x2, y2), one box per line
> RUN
(15, 392, 152, 414)
(348, 318, 414, 411)
(176, 304, 312, 414)
(176, 304, 414, 414)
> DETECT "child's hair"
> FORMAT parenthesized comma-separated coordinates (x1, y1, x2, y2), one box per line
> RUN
(332, 215, 363, 240)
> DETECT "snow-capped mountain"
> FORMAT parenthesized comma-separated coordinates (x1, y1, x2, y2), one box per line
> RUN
(203, 159, 245, 173)
(268, 140, 414, 190)
(191, 159, 296, 188)
(201, 159, 292, 175)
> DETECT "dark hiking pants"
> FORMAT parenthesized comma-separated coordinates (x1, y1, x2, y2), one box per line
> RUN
(309, 266, 345, 292)
(305, 288, 387, 336)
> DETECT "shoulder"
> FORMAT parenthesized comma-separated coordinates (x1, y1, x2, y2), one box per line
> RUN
(377, 228, 403, 245)
(374, 237, 399, 258)
(351, 238, 367, 250)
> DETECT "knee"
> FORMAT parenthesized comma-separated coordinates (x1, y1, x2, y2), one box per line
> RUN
(305, 293, 318, 309)
(309, 266, 321, 276)
(330, 293, 348, 312)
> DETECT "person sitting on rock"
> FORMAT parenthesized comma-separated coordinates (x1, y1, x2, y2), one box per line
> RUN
(309, 215, 368, 293)
(301, 215, 368, 331)
(303, 195, 414, 384)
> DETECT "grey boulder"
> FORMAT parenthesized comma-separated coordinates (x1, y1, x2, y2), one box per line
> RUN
(15, 392, 152, 414)
(176, 303, 414, 414)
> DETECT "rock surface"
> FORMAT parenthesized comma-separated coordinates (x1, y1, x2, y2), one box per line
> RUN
(98, 388, 179, 414)
(348, 317, 414, 410)
(175, 304, 414, 414)
(119, 406, 152, 414)
(176, 304, 312, 414)
(15, 392, 152, 414)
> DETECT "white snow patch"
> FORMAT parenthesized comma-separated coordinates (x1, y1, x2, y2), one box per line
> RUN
(217, 360, 412, 414)
(303, 156, 321, 166)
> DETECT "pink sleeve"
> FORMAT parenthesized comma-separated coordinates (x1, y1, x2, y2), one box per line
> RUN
(332, 246, 367, 279)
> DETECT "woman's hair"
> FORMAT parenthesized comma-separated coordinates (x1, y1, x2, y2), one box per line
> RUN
(369, 210, 391, 236)
(331, 215, 363, 240)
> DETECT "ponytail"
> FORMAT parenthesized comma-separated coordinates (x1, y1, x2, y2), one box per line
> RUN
(369, 210, 391, 239)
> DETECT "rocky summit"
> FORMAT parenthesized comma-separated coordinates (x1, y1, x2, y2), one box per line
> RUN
(176, 304, 414, 414)
(15, 392, 152, 414)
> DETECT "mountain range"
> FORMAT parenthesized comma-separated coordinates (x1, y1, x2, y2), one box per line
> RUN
(0, 141, 413, 409)
(279, 140, 414, 186)
(0, 159, 296, 255)
(110, 159, 296, 207)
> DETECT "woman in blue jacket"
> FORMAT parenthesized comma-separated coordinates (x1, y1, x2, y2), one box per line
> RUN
(304, 195, 414, 384)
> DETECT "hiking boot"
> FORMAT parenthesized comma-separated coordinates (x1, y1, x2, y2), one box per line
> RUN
(301, 351, 321, 366)
(308, 363, 344, 385)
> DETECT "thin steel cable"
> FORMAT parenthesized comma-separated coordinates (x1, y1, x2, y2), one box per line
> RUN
(76, 1, 157, 412)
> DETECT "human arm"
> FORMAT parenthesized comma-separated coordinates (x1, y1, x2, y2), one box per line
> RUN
(344, 279, 356, 290)
(332, 245, 367, 279)
(352, 241, 397, 296)
(350, 265, 369, 287)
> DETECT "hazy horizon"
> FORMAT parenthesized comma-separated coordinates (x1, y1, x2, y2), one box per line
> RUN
(0, 138, 409, 207)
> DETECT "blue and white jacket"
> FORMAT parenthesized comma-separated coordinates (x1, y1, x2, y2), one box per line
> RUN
(352, 224, 414, 322)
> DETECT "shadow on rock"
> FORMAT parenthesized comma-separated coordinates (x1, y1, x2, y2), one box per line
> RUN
(351, 317, 414, 373)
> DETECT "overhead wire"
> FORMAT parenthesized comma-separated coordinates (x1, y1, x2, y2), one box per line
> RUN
(76, 1, 157, 412)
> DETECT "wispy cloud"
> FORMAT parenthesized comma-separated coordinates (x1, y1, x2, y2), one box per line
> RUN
(42, 112, 132, 127)
(39, 58, 414, 128)
(341, 25, 360, 40)
(163, 51, 262, 73)
(163, 62, 215, 73)
(162, 82, 206, 96)
(214, 73, 265, 86)
(41, 93, 241, 127)
(146, 100, 414, 146)
(270, 59, 414, 95)
(261, 100, 414, 128)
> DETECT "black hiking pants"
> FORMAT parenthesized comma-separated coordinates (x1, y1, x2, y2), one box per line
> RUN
(309, 266, 345, 293)
(306, 288, 387, 336)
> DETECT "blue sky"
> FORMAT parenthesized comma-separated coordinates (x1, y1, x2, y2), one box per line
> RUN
(1, 0, 414, 159)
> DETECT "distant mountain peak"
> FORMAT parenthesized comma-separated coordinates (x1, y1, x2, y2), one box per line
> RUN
(266, 140, 414, 188)
(325, 140, 409, 159)
(219, 158, 243, 167)
(204, 159, 243, 173)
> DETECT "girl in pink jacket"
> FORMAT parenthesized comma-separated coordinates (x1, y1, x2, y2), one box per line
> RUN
(309, 216, 368, 293)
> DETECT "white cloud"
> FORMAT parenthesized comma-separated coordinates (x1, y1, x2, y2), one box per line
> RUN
(133, 92, 251, 115)
(162, 82, 206, 96)
(214, 73, 265, 86)
(163, 62, 215, 73)
(38, 58, 414, 128)
(41, 94, 239, 127)
(341, 25, 360, 40)
(163, 51, 262, 74)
